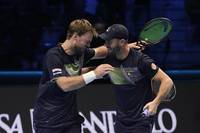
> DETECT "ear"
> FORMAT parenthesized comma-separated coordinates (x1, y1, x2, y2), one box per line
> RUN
(120, 39, 127, 46)
(71, 33, 80, 44)
(72, 33, 79, 39)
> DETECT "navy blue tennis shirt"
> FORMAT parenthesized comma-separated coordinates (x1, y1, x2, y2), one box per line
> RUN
(105, 49, 159, 130)
(33, 44, 95, 128)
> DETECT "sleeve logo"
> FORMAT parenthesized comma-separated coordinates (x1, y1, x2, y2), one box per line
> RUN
(52, 68, 62, 76)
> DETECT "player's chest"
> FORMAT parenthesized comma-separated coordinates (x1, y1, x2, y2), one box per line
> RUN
(63, 57, 83, 76)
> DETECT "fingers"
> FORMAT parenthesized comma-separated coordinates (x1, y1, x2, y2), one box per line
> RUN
(128, 41, 149, 50)
(142, 108, 150, 117)
(94, 64, 114, 78)
(128, 42, 142, 50)
(149, 110, 156, 116)
(143, 103, 149, 111)
(100, 64, 114, 71)
(137, 40, 149, 46)
(101, 64, 113, 68)
(106, 67, 114, 71)
(134, 41, 145, 51)
(143, 102, 157, 116)
(133, 45, 141, 49)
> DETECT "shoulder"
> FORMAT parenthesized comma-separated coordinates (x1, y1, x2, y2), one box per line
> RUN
(103, 53, 116, 65)
(130, 49, 144, 57)
(84, 48, 95, 54)
(84, 48, 95, 61)
(45, 46, 67, 61)
(44, 46, 65, 64)
(131, 49, 153, 61)
(46, 46, 60, 56)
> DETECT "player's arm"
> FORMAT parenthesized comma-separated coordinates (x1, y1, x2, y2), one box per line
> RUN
(81, 67, 96, 74)
(92, 45, 108, 59)
(56, 64, 113, 92)
(139, 53, 173, 115)
(92, 42, 143, 59)
(143, 65, 174, 116)
(139, 54, 174, 103)
(151, 68, 174, 105)
(46, 52, 113, 92)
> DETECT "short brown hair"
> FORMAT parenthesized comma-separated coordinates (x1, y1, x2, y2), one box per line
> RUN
(67, 19, 97, 39)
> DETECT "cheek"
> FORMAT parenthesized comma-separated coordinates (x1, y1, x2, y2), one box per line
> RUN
(75, 38, 80, 44)
(77, 39, 84, 45)
(111, 43, 117, 49)
(79, 38, 86, 46)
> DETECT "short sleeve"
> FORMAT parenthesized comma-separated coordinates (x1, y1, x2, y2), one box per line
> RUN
(138, 53, 159, 79)
(84, 48, 95, 62)
(46, 52, 69, 80)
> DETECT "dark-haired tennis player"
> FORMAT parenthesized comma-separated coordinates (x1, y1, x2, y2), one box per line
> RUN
(100, 24, 174, 133)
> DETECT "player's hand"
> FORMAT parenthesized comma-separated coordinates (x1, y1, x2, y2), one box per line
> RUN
(136, 41, 149, 51)
(128, 42, 141, 49)
(94, 64, 114, 79)
(143, 100, 159, 116)
(128, 41, 148, 51)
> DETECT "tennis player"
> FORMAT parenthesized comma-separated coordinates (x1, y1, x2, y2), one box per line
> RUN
(33, 19, 116, 133)
(100, 24, 174, 133)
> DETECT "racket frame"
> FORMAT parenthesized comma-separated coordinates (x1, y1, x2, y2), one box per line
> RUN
(138, 17, 173, 45)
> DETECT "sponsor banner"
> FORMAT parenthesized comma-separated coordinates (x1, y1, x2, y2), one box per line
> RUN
(0, 108, 176, 133)
(0, 80, 200, 132)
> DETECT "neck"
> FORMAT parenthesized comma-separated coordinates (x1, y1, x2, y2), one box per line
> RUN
(61, 39, 75, 55)
(116, 44, 130, 60)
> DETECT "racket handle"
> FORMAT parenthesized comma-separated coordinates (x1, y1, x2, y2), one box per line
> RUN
(142, 109, 150, 117)
(137, 40, 149, 46)
(136, 40, 147, 50)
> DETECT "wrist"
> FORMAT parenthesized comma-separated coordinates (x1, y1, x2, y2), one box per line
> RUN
(153, 97, 162, 105)
(82, 71, 97, 84)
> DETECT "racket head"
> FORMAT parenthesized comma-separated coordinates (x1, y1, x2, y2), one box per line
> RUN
(139, 17, 173, 45)
(151, 79, 176, 102)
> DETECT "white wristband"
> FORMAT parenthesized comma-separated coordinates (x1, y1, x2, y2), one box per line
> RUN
(82, 71, 97, 84)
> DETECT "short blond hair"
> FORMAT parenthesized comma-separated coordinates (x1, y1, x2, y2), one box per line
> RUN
(67, 19, 97, 39)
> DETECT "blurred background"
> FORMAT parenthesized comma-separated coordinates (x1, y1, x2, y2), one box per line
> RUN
(0, 0, 200, 70)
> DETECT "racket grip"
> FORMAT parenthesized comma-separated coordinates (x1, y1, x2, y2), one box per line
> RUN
(142, 109, 150, 117)
(136, 41, 147, 50)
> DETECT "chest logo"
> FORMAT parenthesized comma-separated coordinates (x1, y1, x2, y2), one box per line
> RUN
(64, 64, 80, 76)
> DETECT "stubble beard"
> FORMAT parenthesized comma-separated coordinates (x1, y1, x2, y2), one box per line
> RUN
(74, 45, 85, 58)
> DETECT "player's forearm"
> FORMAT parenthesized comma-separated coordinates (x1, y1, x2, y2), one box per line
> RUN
(56, 71, 96, 92)
(92, 46, 108, 59)
(81, 67, 96, 74)
(153, 78, 173, 104)
(92, 42, 141, 59)
(56, 76, 85, 92)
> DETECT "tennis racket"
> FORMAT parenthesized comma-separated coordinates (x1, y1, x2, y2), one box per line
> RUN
(137, 17, 173, 48)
